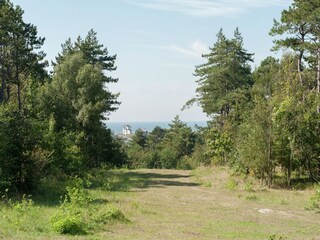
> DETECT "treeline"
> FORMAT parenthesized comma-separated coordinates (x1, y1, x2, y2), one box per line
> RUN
(2, 0, 320, 193)
(0, 0, 125, 193)
(187, 0, 320, 187)
(124, 116, 207, 169)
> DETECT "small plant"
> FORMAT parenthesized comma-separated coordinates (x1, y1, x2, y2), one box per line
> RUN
(203, 181, 212, 187)
(306, 184, 320, 212)
(244, 181, 254, 192)
(51, 176, 91, 235)
(1, 188, 11, 205)
(65, 176, 93, 206)
(51, 176, 127, 235)
(280, 199, 288, 205)
(225, 178, 238, 190)
(269, 234, 287, 240)
(51, 212, 86, 235)
(246, 195, 258, 201)
(12, 194, 34, 212)
(93, 204, 127, 224)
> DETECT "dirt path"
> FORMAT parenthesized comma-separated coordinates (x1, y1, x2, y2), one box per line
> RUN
(101, 169, 320, 240)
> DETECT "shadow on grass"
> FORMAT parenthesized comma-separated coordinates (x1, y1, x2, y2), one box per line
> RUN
(90, 170, 200, 192)
(272, 175, 316, 190)
(29, 169, 199, 206)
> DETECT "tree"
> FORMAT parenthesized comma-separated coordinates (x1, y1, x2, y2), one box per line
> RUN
(132, 128, 148, 148)
(39, 46, 119, 171)
(55, 29, 118, 86)
(160, 116, 195, 168)
(0, 0, 47, 110)
(187, 28, 253, 122)
(270, 0, 320, 111)
(0, 0, 48, 192)
(271, 1, 320, 183)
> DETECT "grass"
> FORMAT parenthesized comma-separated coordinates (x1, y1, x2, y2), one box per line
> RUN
(0, 166, 319, 239)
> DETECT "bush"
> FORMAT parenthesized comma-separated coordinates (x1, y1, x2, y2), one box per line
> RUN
(50, 176, 91, 235)
(65, 176, 92, 206)
(246, 195, 258, 201)
(306, 184, 320, 212)
(244, 181, 255, 192)
(51, 176, 127, 235)
(51, 213, 86, 235)
(93, 204, 127, 224)
(225, 178, 238, 190)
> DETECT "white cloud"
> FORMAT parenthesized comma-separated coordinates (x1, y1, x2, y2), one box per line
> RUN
(192, 41, 209, 56)
(126, 0, 292, 17)
(135, 41, 209, 58)
(157, 63, 191, 68)
(161, 41, 209, 58)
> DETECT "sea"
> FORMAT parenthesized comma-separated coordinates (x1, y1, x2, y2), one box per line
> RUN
(107, 121, 208, 134)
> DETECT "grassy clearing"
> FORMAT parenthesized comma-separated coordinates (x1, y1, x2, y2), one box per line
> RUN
(0, 167, 319, 239)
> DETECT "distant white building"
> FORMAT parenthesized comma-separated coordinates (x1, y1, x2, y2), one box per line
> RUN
(122, 125, 132, 136)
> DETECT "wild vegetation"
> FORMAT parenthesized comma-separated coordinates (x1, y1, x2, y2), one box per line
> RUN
(0, 167, 319, 239)
(1, 0, 320, 238)
(0, 0, 124, 194)
(184, 0, 320, 188)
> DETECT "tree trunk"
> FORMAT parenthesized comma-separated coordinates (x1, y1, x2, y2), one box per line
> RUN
(267, 123, 272, 188)
(317, 49, 320, 113)
(0, 47, 6, 104)
(288, 136, 295, 189)
(16, 64, 21, 111)
(298, 51, 305, 103)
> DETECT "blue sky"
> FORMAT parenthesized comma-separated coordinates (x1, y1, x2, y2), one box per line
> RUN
(11, 0, 292, 122)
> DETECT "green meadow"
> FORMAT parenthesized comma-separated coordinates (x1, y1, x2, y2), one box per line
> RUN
(0, 167, 319, 240)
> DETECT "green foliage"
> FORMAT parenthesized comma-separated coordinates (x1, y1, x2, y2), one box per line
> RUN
(244, 181, 254, 192)
(93, 204, 127, 224)
(269, 234, 287, 240)
(65, 176, 93, 206)
(306, 184, 320, 212)
(225, 178, 238, 190)
(0, 194, 48, 233)
(37, 32, 122, 174)
(245, 195, 258, 201)
(0, 107, 50, 192)
(125, 116, 198, 170)
(0, 0, 47, 109)
(189, 28, 253, 118)
(205, 127, 231, 164)
(50, 177, 91, 235)
(51, 213, 86, 235)
(50, 175, 127, 235)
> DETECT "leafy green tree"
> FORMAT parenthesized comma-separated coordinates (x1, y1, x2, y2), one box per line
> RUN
(39, 47, 119, 171)
(0, 0, 48, 192)
(270, 1, 320, 182)
(271, 55, 311, 187)
(0, 108, 49, 192)
(270, 0, 320, 111)
(236, 57, 279, 186)
(186, 28, 254, 168)
(205, 126, 231, 165)
(55, 29, 118, 87)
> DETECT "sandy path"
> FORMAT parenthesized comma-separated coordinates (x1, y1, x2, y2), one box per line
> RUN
(102, 169, 320, 240)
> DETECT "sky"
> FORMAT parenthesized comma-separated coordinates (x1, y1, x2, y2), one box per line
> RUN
(11, 0, 292, 122)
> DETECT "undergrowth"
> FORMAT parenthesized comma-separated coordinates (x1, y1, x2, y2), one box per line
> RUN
(51, 176, 128, 235)
(305, 184, 320, 212)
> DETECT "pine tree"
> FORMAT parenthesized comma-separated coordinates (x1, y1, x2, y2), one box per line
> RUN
(188, 28, 253, 124)
(0, 0, 47, 110)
